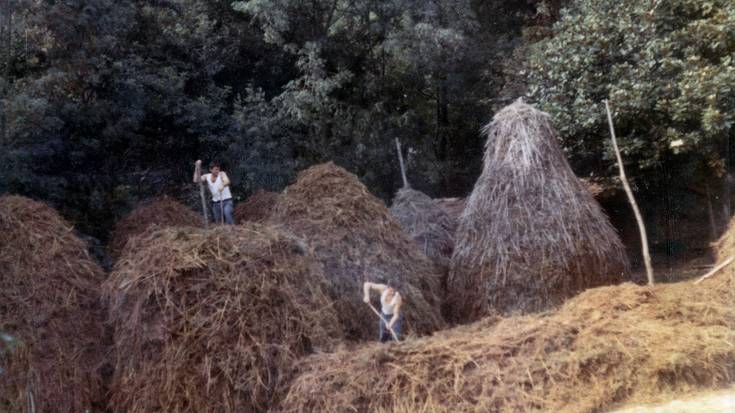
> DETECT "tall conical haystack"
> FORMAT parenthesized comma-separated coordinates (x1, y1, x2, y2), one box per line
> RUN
(234, 190, 279, 224)
(390, 188, 455, 268)
(271, 162, 445, 340)
(280, 272, 734, 413)
(448, 100, 629, 321)
(0, 195, 106, 412)
(108, 195, 202, 259)
(105, 224, 342, 413)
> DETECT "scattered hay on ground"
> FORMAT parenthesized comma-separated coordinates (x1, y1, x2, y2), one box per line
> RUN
(390, 188, 455, 268)
(0, 195, 106, 413)
(104, 224, 343, 413)
(448, 100, 629, 321)
(270, 162, 445, 341)
(234, 190, 279, 224)
(280, 270, 734, 413)
(108, 195, 202, 259)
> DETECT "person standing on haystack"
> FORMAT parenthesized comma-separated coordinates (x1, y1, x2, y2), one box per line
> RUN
(363, 281, 403, 342)
(193, 160, 234, 225)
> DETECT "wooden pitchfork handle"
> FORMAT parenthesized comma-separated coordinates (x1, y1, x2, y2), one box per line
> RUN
(366, 302, 399, 342)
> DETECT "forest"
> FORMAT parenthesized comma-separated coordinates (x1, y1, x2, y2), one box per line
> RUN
(0, 0, 733, 254)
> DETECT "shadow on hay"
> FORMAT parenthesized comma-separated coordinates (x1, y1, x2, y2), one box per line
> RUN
(0, 195, 106, 413)
(234, 190, 279, 224)
(104, 224, 343, 413)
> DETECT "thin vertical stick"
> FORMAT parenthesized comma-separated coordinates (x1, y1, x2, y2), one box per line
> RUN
(196, 163, 209, 229)
(604, 100, 654, 285)
(706, 184, 718, 241)
(395, 138, 410, 189)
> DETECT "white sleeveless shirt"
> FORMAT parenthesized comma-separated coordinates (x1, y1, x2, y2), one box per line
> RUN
(380, 289, 399, 315)
(203, 173, 232, 202)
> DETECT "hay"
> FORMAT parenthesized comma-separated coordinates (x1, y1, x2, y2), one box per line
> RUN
(270, 162, 445, 341)
(390, 188, 455, 268)
(0, 195, 106, 412)
(448, 100, 629, 321)
(104, 224, 343, 413)
(108, 195, 202, 259)
(280, 271, 735, 413)
(234, 190, 279, 224)
(435, 197, 467, 224)
(713, 217, 735, 265)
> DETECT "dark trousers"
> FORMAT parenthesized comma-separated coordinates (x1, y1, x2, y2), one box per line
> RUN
(379, 312, 402, 342)
(212, 198, 234, 225)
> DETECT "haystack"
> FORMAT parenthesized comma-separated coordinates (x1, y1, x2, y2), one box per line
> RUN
(270, 162, 445, 341)
(435, 196, 467, 223)
(104, 224, 342, 413)
(390, 188, 455, 268)
(448, 100, 629, 321)
(0, 195, 105, 412)
(108, 195, 202, 259)
(280, 271, 734, 413)
(234, 190, 279, 224)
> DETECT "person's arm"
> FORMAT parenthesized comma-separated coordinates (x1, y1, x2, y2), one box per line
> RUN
(193, 160, 202, 183)
(363, 282, 387, 303)
(388, 294, 402, 328)
(220, 171, 230, 189)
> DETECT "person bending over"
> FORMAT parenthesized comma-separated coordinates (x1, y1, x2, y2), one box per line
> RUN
(363, 281, 403, 342)
(194, 160, 234, 225)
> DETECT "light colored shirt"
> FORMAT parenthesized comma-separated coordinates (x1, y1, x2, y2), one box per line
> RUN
(202, 172, 232, 202)
(380, 290, 400, 315)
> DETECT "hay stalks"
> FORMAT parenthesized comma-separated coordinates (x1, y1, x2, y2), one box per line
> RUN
(234, 190, 279, 224)
(390, 187, 455, 268)
(270, 162, 445, 341)
(105, 224, 343, 413)
(280, 270, 735, 413)
(448, 100, 629, 321)
(108, 195, 202, 260)
(0, 195, 106, 413)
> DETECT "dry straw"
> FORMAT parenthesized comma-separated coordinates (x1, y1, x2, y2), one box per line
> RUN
(390, 188, 455, 268)
(0, 195, 106, 412)
(280, 268, 734, 413)
(234, 189, 279, 224)
(108, 195, 203, 260)
(270, 162, 445, 341)
(448, 100, 629, 321)
(104, 224, 343, 413)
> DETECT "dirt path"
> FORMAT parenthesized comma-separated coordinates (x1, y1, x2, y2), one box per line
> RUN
(611, 387, 735, 413)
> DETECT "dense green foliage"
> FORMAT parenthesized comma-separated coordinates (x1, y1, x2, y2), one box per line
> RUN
(528, 0, 734, 195)
(0, 0, 541, 238)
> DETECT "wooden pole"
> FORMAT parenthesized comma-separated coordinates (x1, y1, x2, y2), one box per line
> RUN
(395, 138, 410, 189)
(195, 162, 209, 229)
(366, 302, 399, 342)
(694, 256, 734, 284)
(706, 184, 718, 241)
(604, 100, 654, 285)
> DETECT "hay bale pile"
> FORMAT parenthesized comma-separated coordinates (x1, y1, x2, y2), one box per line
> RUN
(270, 162, 445, 340)
(108, 195, 202, 259)
(390, 188, 455, 268)
(234, 190, 279, 224)
(280, 272, 734, 413)
(0, 195, 105, 412)
(448, 100, 629, 321)
(104, 224, 342, 413)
